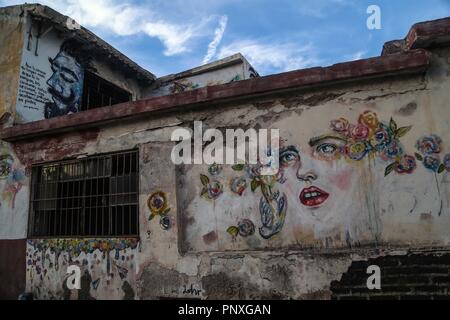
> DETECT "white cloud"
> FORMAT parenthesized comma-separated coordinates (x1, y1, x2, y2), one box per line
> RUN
(0, 0, 221, 56)
(217, 40, 320, 75)
(349, 51, 367, 61)
(202, 15, 228, 64)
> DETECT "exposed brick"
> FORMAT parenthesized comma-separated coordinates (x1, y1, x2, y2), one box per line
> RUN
(331, 252, 450, 300)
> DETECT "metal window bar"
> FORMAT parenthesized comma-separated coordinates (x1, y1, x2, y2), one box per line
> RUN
(28, 149, 139, 238)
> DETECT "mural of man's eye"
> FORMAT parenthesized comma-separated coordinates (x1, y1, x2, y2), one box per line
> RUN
(60, 72, 76, 83)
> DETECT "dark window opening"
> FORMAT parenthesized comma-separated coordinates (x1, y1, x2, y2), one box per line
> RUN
(81, 71, 132, 111)
(29, 150, 139, 238)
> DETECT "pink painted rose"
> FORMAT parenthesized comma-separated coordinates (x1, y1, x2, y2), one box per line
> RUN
(350, 124, 370, 140)
(330, 118, 350, 134)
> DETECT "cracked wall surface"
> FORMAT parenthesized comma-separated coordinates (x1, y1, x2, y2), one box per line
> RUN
(2, 45, 450, 299)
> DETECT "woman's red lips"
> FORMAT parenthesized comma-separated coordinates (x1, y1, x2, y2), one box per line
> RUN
(300, 186, 329, 207)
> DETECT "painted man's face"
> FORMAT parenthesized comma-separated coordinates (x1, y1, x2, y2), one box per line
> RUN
(47, 51, 83, 113)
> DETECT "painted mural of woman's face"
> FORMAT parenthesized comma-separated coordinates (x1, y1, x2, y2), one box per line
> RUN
(276, 135, 359, 230)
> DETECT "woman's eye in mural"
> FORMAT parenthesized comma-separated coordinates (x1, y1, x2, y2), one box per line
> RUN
(309, 136, 346, 161)
(279, 146, 300, 167)
(316, 143, 338, 156)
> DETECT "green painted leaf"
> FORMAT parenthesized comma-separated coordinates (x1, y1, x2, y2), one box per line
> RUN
(389, 118, 397, 132)
(414, 152, 423, 161)
(227, 226, 239, 237)
(232, 164, 245, 171)
(384, 162, 397, 177)
(200, 187, 208, 197)
(251, 179, 261, 192)
(200, 174, 210, 186)
(396, 126, 412, 138)
(162, 208, 171, 215)
(438, 164, 445, 174)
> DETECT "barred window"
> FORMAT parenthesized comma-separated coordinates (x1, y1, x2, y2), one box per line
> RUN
(29, 150, 139, 237)
(81, 71, 132, 111)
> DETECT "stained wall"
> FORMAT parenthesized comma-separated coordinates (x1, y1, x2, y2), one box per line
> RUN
(11, 45, 449, 299)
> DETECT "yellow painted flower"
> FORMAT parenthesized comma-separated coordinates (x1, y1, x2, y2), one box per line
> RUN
(358, 110, 379, 130)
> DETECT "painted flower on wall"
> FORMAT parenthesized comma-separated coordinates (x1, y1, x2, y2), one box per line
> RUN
(370, 123, 393, 152)
(394, 155, 416, 174)
(148, 191, 171, 231)
(358, 110, 379, 130)
(423, 155, 441, 172)
(160, 215, 172, 231)
(227, 219, 256, 239)
(381, 140, 404, 161)
(200, 174, 223, 200)
(230, 176, 247, 196)
(416, 135, 442, 155)
(325, 111, 413, 176)
(350, 124, 370, 141)
(148, 191, 170, 220)
(0, 155, 13, 179)
(414, 135, 447, 174)
(444, 154, 450, 172)
(346, 141, 370, 161)
(208, 163, 222, 176)
(330, 118, 350, 134)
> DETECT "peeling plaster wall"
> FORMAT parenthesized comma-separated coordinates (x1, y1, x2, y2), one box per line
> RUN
(0, 6, 25, 126)
(9, 45, 450, 299)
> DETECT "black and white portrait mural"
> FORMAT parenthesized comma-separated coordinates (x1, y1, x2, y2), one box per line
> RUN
(15, 24, 86, 123)
(45, 40, 84, 118)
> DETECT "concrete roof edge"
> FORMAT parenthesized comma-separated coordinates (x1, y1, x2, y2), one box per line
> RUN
(382, 16, 450, 55)
(158, 53, 253, 82)
(0, 49, 432, 142)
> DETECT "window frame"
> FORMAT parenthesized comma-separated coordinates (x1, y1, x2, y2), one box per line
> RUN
(80, 70, 132, 112)
(27, 149, 140, 239)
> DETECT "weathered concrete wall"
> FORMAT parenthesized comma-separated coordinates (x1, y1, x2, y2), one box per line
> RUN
(5, 45, 450, 299)
(0, 5, 24, 126)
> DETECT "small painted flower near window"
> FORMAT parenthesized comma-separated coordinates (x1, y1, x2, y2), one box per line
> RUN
(160, 215, 172, 231)
(147, 191, 171, 230)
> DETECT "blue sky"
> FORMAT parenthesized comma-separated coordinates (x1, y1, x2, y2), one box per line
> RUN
(2, 0, 450, 77)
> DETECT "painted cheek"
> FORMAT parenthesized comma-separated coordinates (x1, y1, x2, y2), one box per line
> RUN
(329, 168, 354, 191)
